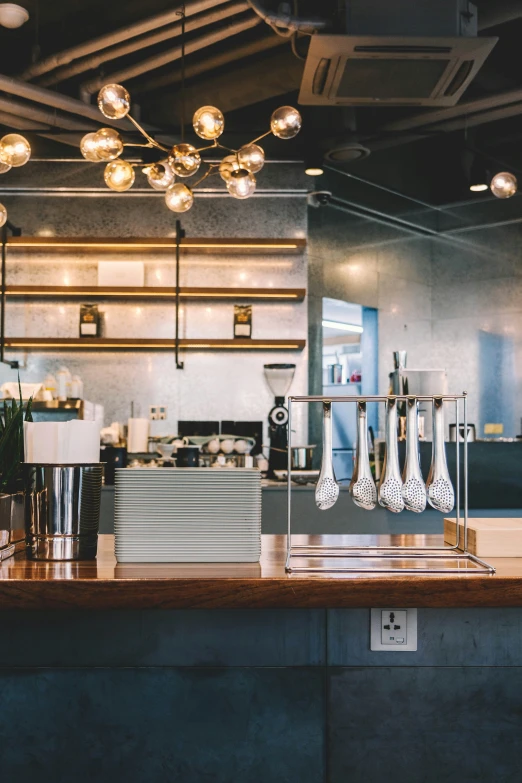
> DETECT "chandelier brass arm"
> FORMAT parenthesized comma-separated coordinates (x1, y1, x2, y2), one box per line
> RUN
(80, 83, 302, 213)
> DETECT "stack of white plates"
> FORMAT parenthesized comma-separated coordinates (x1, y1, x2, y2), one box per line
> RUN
(114, 468, 261, 563)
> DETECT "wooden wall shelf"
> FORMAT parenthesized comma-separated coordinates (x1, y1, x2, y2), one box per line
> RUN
(6, 237, 306, 254)
(5, 286, 306, 301)
(4, 338, 306, 352)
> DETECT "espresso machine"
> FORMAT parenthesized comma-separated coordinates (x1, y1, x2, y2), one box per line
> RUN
(263, 363, 296, 476)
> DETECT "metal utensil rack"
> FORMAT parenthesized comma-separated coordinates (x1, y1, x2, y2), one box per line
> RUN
(285, 393, 495, 575)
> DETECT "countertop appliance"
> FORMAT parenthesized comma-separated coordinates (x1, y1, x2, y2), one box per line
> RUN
(264, 363, 296, 477)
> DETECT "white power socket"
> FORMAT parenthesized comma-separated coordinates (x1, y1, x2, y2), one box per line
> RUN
(370, 608, 417, 651)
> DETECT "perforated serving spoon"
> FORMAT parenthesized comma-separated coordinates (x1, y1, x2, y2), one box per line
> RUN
(426, 397, 455, 513)
(349, 401, 377, 510)
(401, 397, 427, 513)
(315, 401, 339, 510)
(378, 397, 404, 513)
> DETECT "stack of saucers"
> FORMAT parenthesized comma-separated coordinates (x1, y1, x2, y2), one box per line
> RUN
(114, 468, 261, 563)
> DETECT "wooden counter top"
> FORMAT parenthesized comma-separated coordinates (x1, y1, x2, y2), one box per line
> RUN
(1, 534, 522, 609)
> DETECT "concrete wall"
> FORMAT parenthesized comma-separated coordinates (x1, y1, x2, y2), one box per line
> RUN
(3, 606, 522, 782)
(307, 189, 522, 441)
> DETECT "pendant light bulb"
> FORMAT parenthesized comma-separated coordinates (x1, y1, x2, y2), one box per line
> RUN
(219, 154, 240, 182)
(145, 162, 175, 190)
(169, 144, 201, 177)
(0, 4, 29, 28)
(238, 143, 265, 174)
(97, 84, 130, 120)
(165, 182, 194, 212)
(93, 128, 124, 161)
(270, 106, 302, 139)
(80, 132, 103, 162)
(0, 161, 11, 174)
(490, 171, 518, 199)
(104, 159, 135, 191)
(0, 202, 6, 227)
(226, 169, 256, 199)
(0, 133, 31, 167)
(192, 105, 224, 140)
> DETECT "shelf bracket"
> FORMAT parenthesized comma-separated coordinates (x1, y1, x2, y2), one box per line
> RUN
(175, 220, 185, 370)
(1, 221, 21, 370)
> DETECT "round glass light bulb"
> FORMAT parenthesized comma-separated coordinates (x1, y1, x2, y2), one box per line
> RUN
(104, 159, 135, 192)
(219, 154, 240, 182)
(270, 106, 302, 139)
(226, 169, 256, 200)
(192, 105, 225, 140)
(165, 182, 194, 213)
(93, 128, 124, 161)
(168, 144, 201, 177)
(0, 133, 31, 167)
(490, 171, 517, 199)
(97, 84, 131, 120)
(0, 203, 6, 228)
(80, 132, 103, 162)
(238, 143, 265, 174)
(145, 162, 174, 191)
(0, 161, 11, 174)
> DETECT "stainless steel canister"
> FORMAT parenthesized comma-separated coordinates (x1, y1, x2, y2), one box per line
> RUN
(23, 464, 103, 561)
(291, 446, 316, 470)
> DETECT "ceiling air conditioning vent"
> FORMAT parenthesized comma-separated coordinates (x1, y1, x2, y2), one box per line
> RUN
(299, 35, 497, 107)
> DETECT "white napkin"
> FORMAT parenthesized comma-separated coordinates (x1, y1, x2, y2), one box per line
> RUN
(24, 421, 100, 464)
(127, 418, 149, 453)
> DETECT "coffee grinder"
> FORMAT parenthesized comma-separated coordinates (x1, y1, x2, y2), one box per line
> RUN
(263, 363, 296, 476)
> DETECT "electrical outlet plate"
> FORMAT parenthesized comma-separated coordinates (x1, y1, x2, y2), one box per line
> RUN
(149, 405, 167, 421)
(370, 608, 417, 651)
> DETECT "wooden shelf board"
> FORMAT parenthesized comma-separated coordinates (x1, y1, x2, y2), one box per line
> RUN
(5, 286, 306, 301)
(6, 237, 306, 254)
(4, 338, 306, 351)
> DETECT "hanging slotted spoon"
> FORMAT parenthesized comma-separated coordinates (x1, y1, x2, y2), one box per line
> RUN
(401, 397, 427, 513)
(378, 397, 404, 513)
(426, 397, 455, 513)
(349, 401, 377, 510)
(315, 401, 339, 510)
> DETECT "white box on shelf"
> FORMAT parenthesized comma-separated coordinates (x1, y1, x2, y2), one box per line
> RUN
(98, 261, 145, 287)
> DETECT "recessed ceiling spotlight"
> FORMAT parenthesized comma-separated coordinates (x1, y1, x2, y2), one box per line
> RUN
(490, 171, 518, 199)
(305, 166, 324, 176)
(0, 3, 29, 28)
(469, 183, 488, 192)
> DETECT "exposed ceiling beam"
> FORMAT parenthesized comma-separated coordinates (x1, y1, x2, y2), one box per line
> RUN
(478, 0, 522, 29)
(20, 0, 230, 81)
(379, 88, 522, 135)
(133, 33, 285, 95)
(148, 50, 302, 120)
(39, 1, 249, 87)
(0, 96, 98, 132)
(80, 13, 261, 98)
(0, 73, 128, 130)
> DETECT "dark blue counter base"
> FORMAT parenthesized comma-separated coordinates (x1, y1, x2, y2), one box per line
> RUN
(2, 609, 522, 782)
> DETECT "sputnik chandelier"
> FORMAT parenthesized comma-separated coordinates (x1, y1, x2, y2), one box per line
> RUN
(80, 83, 302, 213)
(0, 133, 31, 228)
